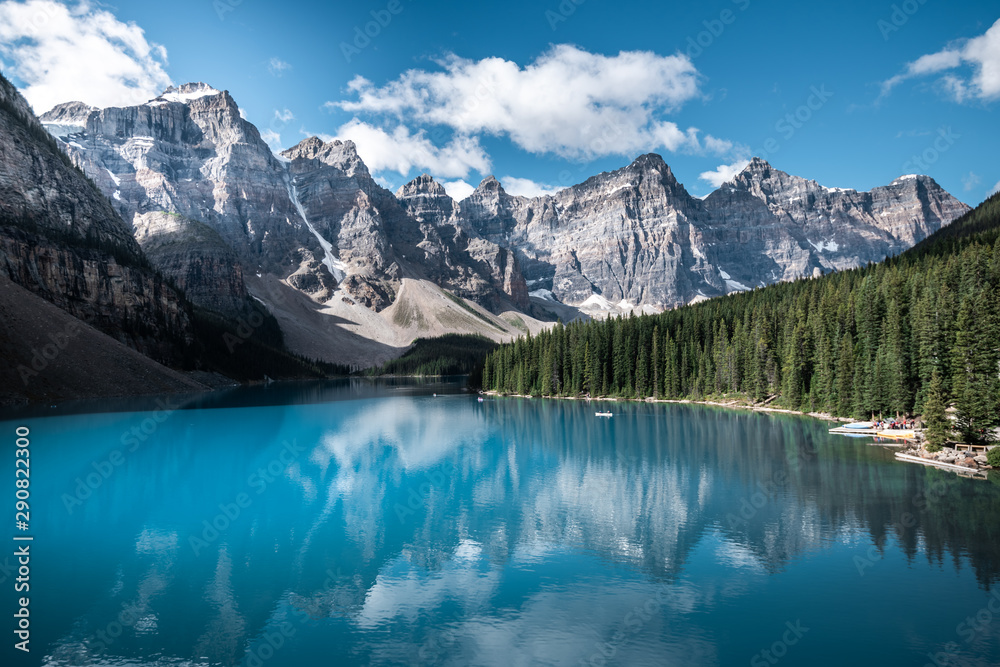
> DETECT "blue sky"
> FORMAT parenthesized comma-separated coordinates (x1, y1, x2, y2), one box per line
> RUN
(0, 0, 997, 203)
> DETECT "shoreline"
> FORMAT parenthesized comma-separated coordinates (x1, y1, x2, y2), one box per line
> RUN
(481, 390, 849, 423)
(482, 390, 997, 477)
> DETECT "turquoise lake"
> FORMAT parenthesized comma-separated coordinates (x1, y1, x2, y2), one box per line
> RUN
(3, 379, 1000, 666)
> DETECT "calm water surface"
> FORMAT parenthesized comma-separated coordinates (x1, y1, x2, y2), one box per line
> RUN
(3, 379, 1000, 666)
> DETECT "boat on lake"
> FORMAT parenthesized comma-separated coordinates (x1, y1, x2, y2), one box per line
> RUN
(844, 422, 875, 429)
(595, 412, 613, 417)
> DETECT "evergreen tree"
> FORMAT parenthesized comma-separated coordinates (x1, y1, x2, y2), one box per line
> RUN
(923, 370, 950, 451)
(835, 333, 855, 417)
(635, 345, 649, 397)
(651, 327, 661, 398)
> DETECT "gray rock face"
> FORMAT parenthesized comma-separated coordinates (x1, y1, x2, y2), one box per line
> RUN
(464, 155, 970, 310)
(278, 137, 529, 312)
(41, 83, 322, 314)
(393, 172, 530, 311)
(132, 211, 250, 317)
(463, 155, 728, 308)
(704, 157, 970, 284)
(280, 137, 396, 308)
(43, 87, 527, 316)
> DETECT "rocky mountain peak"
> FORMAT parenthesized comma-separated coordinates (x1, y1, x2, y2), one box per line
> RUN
(733, 157, 776, 183)
(282, 136, 327, 161)
(477, 175, 505, 193)
(39, 101, 96, 125)
(621, 153, 681, 185)
(889, 174, 932, 188)
(282, 137, 369, 179)
(629, 152, 670, 171)
(730, 158, 810, 202)
(397, 173, 449, 199)
(625, 153, 681, 184)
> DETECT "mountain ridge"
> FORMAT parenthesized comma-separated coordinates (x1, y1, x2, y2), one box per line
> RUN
(35, 82, 971, 365)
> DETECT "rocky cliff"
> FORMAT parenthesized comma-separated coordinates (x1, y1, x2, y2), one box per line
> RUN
(463, 154, 970, 311)
(43, 89, 530, 322)
(0, 73, 193, 364)
(132, 211, 250, 317)
(700, 157, 970, 290)
(40, 84, 318, 319)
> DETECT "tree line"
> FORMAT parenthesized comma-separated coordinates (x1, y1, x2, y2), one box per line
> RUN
(481, 193, 1000, 445)
(367, 334, 498, 377)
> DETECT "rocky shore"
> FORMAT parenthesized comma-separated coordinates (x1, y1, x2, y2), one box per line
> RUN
(900, 442, 995, 472)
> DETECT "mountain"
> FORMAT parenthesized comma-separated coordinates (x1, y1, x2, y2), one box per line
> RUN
(1, 75, 361, 405)
(37, 82, 970, 367)
(462, 154, 970, 311)
(42, 86, 542, 367)
(0, 74, 195, 368)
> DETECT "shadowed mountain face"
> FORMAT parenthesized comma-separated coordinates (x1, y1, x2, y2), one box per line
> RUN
(37, 83, 969, 356)
(0, 74, 194, 368)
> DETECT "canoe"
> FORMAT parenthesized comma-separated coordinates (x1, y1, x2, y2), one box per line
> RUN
(877, 430, 916, 439)
(595, 412, 613, 417)
(844, 422, 875, 429)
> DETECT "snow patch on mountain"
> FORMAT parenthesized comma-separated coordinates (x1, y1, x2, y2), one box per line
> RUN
(807, 238, 839, 253)
(725, 278, 750, 292)
(529, 289, 556, 301)
(580, 293, 614, 310)
(156, 84, 222, 104)
(285, 172, 345, 282)
(44, 123, 84, 138)
(689, 292, 711, 305)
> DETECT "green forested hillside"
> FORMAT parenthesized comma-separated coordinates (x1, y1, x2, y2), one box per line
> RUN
(482, 193, 1000, 444)
(368, 334, 498, 377)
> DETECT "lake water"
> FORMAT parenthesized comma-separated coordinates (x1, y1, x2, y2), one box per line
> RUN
(3, 379, 1000, 666)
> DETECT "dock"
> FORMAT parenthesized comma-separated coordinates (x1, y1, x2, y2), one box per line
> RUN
(895, 452, 988, 478)
(829, 427, 916, 438)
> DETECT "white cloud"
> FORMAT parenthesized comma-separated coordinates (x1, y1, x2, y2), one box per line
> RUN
(962, 171, 981, 191)
(881, 18, 1000, 103)
(260, 129, 283, 153)
(703, 135, 736, 155)
(274, 108, 295, 123)
(267, 57, 291, 76)
(441, 179, 475, 201)
(334, 118, 490, 179)
(991, 180, 1000, 196)
(499, 176, 560, 198)
(0, 0, 171, 112)
(328, 45, 715, 160)
(699, 159, 751, 189)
